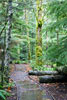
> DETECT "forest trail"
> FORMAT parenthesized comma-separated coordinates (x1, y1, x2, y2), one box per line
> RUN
(10, 64, 53, 100)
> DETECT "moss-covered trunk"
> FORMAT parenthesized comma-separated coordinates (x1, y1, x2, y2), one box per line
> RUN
(36, 0, 43, 66)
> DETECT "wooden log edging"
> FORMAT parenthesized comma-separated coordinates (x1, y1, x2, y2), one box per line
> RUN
(39, 75, 67, 83)
(28, 70, 58, 76)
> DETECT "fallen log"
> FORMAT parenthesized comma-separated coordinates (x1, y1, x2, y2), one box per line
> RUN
(39, 75, 67, 83)
(28, 70, 58, 76)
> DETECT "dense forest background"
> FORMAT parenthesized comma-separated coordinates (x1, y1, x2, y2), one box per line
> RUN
(0, 1, 67, 98)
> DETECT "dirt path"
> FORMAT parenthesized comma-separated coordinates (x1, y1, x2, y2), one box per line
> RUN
(10, 64, 54, 100)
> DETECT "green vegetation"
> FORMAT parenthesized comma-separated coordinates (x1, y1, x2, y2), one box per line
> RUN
(0, 85, 10, 100)
(0, 0, 67, 97)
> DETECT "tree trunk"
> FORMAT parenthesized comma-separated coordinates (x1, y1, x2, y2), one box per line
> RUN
(0, 0, 7, 86)
(46, 31, 48, 50)
(28, 70, 58, 76)
(17, 44, 20, 60)
(1, 47, 5, 86)
(31, 33, 34, 58)
(39, 75, 67, 83)
(4, 0, 12, 82)
(25, 9, 31, 61)
(36, 0, 43, 66)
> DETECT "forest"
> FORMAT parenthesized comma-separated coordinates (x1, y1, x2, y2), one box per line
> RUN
(0, 0, 67, 100)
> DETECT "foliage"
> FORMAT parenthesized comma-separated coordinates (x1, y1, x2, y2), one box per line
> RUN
(0, 0, 67, 85)
(45, 36, 67, 66)
(12, 60, 28, 64)
(30, 60, 55, 71)
(0, 85, 10, 100)
(46, 0, 67, 31)
(8, 82, 15, 87)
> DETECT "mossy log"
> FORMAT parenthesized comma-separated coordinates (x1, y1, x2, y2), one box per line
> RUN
(28, 70, 58, 76)
(39, 75, 67, 83)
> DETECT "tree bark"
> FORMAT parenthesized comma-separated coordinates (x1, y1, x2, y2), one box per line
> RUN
(5, 0, 12, 66)
(36, 0, 43, 66)
(4, 0, 12, 82)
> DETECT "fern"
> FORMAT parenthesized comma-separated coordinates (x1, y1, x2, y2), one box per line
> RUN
(0, 85, 10, 100)
(0, 90, 6, 100)
(0, 89, 10, 100)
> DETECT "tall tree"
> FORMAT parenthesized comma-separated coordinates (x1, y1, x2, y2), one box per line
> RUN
(5, 0, 12, 81)
(0, 0, 8, 85)
(25, 9, 31, 61)
(36, 0, 43, 66)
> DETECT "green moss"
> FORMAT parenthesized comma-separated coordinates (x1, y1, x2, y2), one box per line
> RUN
(36, 46, 42, 66)
(36, 46, 42, 56)
(36, 0, 43, 67)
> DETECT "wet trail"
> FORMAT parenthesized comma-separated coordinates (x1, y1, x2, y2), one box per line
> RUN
(11, 64, 53, 100)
